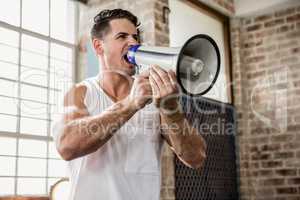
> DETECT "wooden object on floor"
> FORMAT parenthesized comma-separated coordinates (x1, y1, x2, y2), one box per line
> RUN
(0, 196, 49, 200)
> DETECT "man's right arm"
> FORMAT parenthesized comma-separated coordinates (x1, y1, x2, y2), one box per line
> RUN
(56, 84, 139, 161)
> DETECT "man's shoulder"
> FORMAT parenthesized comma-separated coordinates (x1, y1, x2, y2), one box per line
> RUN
(63, 82, 88, 107)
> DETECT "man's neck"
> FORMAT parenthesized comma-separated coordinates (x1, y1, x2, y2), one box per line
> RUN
(97, 71, 133, 102)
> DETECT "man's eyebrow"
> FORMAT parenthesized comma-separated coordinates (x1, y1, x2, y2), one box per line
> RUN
(114, 32, 138, 38)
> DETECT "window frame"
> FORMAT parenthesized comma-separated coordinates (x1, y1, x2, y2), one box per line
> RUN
(0, 0, 78, 195)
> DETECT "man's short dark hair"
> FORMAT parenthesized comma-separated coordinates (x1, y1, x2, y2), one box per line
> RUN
(91, 9, 140, 40)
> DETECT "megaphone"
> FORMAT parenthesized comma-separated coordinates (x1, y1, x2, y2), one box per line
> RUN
(125, 34, 220, 96)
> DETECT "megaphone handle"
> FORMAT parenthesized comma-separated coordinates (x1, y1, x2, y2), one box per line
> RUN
(135, 65, 141, 75)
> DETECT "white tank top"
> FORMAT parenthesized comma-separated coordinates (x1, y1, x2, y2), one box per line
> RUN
(53, 76, 163, 200)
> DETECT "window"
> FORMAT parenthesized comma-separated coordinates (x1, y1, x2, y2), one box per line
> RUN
(0, 0, 76, 195)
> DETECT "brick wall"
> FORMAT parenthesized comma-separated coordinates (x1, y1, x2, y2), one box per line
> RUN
(197, 0, 235, 16)
(231, 4, 300, 200)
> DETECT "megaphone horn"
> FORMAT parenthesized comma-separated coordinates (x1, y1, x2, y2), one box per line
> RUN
(125, 34, 221, 96)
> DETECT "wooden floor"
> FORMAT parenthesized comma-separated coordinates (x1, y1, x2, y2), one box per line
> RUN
(0, 196, 49, 200)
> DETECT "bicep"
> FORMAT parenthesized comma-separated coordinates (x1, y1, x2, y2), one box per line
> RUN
(63, 84, 89, 124)
(53, 84, 89, 142)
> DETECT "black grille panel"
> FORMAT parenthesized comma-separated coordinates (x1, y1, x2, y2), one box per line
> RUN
(175, 96, 239, 200)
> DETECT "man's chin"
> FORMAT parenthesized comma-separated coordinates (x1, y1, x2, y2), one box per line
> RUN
(117, 67, 136, 77)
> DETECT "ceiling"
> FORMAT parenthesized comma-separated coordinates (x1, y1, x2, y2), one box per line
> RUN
(234, 0, 298, 17)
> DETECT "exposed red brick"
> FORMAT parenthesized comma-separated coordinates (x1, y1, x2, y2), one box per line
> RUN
(243, 19, 252, 25)
(275, 8, 295, 18)
(243, 41, 256, 48)
(283, 142, 300, 150)
(287, 178, 300, 185)
(276, 187, 298, 194)
(258, 169, 274, 177)
(245, 56, 265, 64)
(281, 56, 299, 64)
(287, 14, 300, 23)
(287, 124, 300, 132)
(275, 169, 297, 176)
(277, 24, 294, 33)
(261, 161, 283, 168)
(286, 30, 300, 39)
(261, 178, 285, 186)
(247, 24, 262, 32)
(291, 47, 300, 54)
(264, 19, 285, 28)
(255, 14, 273, 22)
(279, 40, 299, 49)
(251, 153, 271, 160)
(271, 134, 294, 143)
(274, 152, 295, 159)
(261, 143, 281, 151)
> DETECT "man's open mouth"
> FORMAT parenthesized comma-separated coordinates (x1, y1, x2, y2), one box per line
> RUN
(123, 54, 130, 64)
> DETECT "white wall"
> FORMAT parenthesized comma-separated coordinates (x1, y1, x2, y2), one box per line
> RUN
(169, 0, 229, 103)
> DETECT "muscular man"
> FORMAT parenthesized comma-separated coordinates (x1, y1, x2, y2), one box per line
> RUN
(52, 9, 206, 200)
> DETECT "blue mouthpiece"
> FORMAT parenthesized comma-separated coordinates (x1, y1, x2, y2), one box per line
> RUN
(126, 45, 140, 65)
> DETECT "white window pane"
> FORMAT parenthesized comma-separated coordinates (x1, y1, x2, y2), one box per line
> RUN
(0, 79, 18, 97)
(21, 50, 48, 70)
(20, 100, 48, 119)
(49, 141, 61, 159)
(17, 178, 46, 195)
(22, 34, 48, 56)
(0, 44, 19, 64)
(20, 117, 48, 136)
(0, 137, 16, 156)
(50, 74, 73, 95)
(48, 159, 67, 177)
(0, 96, 18, 115)
(21, 67, 48, 87)
(22, 0, 49, 35)
(49, 90, 63, 105)
(50, 105, 64, 123)
(0, 61, 18, 80)
(0, 114, 17, 132)
(0, 27, 19, 47)
(51, 43, 72, 62)
(0, 0, 20, 26)
(0, 157, 16, 176)
(49, 73, 63, 90)
(19, 139, 47, 158)
(21, 84, 47, 103)
(50, 59, 72, 78)
(51, 0, 75, 43)
(0, 178, 15, 195)
(18, 158, 46, 177)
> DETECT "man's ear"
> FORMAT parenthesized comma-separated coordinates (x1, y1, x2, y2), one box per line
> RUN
(92, 38, 104, 55)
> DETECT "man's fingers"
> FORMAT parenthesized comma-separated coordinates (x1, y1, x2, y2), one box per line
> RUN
(150, 68, 164, 93)
(139, 69, 150, 78)
(149, 76, 161, 107)
(149, 75, 160, 97)
(151, 65, 171, 86)
(168, 70, 179, 91)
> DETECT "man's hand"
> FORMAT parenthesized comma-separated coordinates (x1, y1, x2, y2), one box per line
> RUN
(128, 70, 153, 110)
(149, 65, 180, 113)
(150, 65, 207, 170)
